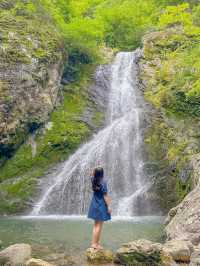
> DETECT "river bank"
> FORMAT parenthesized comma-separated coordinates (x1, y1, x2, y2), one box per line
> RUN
(0, 216, 163, 265)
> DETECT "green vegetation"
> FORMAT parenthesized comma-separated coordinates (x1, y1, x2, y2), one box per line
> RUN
(141, 2, 200, 210)
(0, 80, 93, 213)
(0, 1, 63, 65)
(144, 3, 200, 117)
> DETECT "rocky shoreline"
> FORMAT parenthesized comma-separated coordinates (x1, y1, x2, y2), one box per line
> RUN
(1, 237, 200, 266)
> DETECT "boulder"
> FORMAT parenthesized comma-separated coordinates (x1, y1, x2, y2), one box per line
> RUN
(86, 248, 113, 264)
(26, 258, 55, 266)
(161, 240, 193, 264)
(0, 243, 31, 266)
(115, 239, 162, 266)
(190, 247, 200, 266)
(165, 185, 200, 245)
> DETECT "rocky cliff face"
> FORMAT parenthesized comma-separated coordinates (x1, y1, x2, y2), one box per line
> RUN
(0, 2, 64, 165)
(140, 27, 200, 214)
(165, 154, 200, 245)
(139, 22, 200, 250)
(0, 2, 110, 214)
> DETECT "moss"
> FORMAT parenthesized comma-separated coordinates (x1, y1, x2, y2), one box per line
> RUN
(92, 111, 104, 127)
(0, 175, 37, 214)
(117, 251, 162, 266)
(0, 76, 96, 214)
(144, 115, 198, 211)
(0, 2, 63, 65)
(176, 176, 192, 201)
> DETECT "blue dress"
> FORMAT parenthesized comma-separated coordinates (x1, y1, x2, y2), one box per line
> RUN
(88, 179, 111, 221)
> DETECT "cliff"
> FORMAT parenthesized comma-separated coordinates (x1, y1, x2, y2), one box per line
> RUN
(140, 22, 200, 249)
(0, 2, 108, 214)
(0, 1, 64, 164)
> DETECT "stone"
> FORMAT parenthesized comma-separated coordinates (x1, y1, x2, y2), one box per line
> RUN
(86, 248, 113, 264)
(160, 251, 177, 266)
(165, 206, 179, 225)
(190, 247, 200, 266)
(162, 240, 193, 263)
(115, 239, 162, 266)
(26, 258, 55, 266)
(0, 240, 2, 248)
(43, 253, 76, 265)
(166, 185, 200, 245)
(0, 243, 31, 266)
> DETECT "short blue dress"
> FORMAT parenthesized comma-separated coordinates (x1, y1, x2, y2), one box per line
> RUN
(88, 179, 111, 221)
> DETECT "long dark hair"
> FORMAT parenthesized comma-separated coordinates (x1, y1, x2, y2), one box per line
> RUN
(92, 167, 104, 191)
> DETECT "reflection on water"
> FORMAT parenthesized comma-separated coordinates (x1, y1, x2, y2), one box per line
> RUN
(0, 216, 164, 264)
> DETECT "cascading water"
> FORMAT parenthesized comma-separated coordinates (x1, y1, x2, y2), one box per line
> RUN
(32, 50, 151, 216)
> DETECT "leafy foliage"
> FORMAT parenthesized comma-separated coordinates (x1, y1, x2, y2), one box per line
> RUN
(143, 3, 200, 117)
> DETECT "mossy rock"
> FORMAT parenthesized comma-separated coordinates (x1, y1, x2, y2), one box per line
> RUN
(86, 248, 113, 264)
(115, 240, 162, 266)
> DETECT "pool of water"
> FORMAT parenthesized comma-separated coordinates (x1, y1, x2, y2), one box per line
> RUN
(0, 216, 164, 265)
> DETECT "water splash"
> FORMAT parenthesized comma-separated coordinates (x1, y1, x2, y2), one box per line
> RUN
(32, 50, 150, 216)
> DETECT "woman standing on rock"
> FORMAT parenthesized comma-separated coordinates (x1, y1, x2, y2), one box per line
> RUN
(88, 167, 112, 250)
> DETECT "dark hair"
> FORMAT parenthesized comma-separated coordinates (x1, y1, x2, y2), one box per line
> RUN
(92, 167, 104, 191)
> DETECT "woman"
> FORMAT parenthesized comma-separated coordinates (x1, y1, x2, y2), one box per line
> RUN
(88, 167, 111, 250)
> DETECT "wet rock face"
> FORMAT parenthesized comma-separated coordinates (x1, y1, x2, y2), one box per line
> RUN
(80, 64, 111, 132)
(89, 65, 111, 114)
(0, 4, 64, 163)
(0, 59, 64, 161)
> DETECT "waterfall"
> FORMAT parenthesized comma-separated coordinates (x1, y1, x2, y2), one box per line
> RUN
(31, 50, 151, 216)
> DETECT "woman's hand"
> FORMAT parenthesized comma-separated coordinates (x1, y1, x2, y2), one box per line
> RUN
(103, 194, 112, 214)
(107, 206, 112, 214)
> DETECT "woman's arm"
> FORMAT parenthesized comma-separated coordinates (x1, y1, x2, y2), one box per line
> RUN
(103, 194, 112, 214)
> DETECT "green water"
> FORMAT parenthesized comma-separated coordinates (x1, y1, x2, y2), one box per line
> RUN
(0, 216, 164, 264)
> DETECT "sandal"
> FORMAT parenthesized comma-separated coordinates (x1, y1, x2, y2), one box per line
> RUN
(97, 244, 104, 250)
(90, 245, 99, 251)
(90, 244, 103, 251)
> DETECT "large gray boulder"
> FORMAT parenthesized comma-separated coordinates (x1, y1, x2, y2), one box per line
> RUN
(165, 154, 200, 246)
(165, 185, 200, 245)
(0, 243, 31, 265)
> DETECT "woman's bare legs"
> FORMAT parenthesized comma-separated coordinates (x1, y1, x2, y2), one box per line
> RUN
(91, 220, 104, 249)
